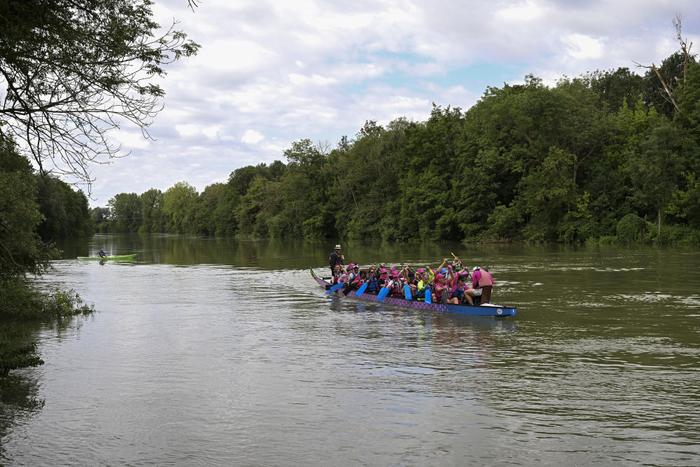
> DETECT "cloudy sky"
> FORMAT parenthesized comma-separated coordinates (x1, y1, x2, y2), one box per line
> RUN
(87, 0, 699, 206)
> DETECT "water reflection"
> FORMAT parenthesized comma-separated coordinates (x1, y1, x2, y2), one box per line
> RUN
(0, 323, 45, 462)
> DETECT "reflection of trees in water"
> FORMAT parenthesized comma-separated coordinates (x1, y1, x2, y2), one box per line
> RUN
(75, 233, 524, 270)
(0, 366, 44, 462)
(0, 317, 88, 462)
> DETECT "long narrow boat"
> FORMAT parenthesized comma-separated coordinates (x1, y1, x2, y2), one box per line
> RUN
(77, 253, 138, 261)
(311, 269, 517, 318)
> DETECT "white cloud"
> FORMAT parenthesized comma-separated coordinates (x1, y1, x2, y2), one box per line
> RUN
(563, 33, 605, 60)
(494, 0, 544, 23)
(111, 130, 151, 150)
(241, 129, 265, 145)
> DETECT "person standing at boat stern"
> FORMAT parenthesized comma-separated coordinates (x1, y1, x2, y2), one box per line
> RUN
(329, 244, 345, 276)
(470, 266, 494, 304)
(478, 267, 494, 303)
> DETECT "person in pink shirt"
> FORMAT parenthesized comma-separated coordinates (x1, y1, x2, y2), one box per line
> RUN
(467, 266, 494, 304)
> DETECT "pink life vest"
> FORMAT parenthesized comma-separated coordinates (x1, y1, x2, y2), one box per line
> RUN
(478, 269, 493, 287)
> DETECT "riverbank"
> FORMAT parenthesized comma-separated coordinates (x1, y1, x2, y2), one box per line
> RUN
(0, 278, 94, 375)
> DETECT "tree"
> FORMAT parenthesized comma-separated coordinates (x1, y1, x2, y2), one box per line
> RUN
(0, 0, 199, 186)
(0, 137, 51, 279)
(627, 119, 687, 238)
(677, 62, 700, 136)
(108, 193, 142, 233)
(140, 188, 165, 233)
(91, 206, 110, 232)
(162, 182, 198, 233)
(586, 67, 645, 113)
(194, 183, 227, 235)
(36, 176, 93, 240)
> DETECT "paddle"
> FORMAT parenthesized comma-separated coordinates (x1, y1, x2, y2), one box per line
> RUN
(326, 282, 344, 294)
(450, 251, 464, 269)
(403, 284, 412, 300)
(355, 282, 368, 296)
(425, 287, 432, 304)
(377, 285, 390, 302)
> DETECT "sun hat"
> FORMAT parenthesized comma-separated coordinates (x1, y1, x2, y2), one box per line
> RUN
(335, 244, 341, 249)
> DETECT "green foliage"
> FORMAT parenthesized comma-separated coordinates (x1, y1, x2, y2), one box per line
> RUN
(0, 278, 93, 323)
(140, 189, 166, 233)
(0, 277, 94, 376)
(91, 207, 111, 233)
(163, 182, 198, 233)
(616, 213, 648, 243)
(0, 138, 53, 279)
(643, 52, 688, 117)
(668, 172, 700, 228)
(586, 67, 645, 112)
(36, 176, 93, 241)
(0, 137, 94, 374)
(108, 193, 143, 233)
(677, 61, 700, 138)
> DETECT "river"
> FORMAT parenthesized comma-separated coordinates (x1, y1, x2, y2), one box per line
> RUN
(1, 234, 699, 465)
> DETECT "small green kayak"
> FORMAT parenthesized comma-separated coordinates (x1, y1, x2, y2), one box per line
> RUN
(77, 253, 137, 261)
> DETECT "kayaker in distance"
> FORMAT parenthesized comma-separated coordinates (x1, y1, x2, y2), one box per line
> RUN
(98, 249, 107, 258)
(329, 244, 344, 276)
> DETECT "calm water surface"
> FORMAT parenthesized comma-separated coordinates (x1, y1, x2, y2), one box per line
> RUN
(1, 235, 699, 465)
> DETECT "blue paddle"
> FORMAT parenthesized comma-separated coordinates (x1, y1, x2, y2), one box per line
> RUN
(403, 284, 412, 300)
(326, 282, 344, 294)
(425, 287, 432, 304)
(355, 282, 368, 296)
(377, 286, 390, 302)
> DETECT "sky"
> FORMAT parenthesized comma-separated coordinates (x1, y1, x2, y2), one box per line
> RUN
(86, 0, 699, 206)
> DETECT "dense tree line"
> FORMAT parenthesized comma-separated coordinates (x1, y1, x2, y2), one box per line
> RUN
(99, 50, 700, 245)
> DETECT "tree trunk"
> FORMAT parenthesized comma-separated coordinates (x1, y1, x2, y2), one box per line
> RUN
(657, 208, 662, 239)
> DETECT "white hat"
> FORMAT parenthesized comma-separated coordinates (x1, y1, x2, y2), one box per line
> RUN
(335, 244, 342, 249)
(472, 266, 480, 271)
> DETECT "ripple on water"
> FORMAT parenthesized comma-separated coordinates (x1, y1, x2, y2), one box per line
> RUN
(2, 249, 699, 466)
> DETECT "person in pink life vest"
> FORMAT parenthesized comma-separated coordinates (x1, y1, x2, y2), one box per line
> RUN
(466, 266, 495, 304)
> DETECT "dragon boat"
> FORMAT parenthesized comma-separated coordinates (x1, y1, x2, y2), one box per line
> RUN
(311, 269, 517, 318)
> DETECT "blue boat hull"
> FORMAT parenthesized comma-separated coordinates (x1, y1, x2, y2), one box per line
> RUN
(311, 270, 516, 318)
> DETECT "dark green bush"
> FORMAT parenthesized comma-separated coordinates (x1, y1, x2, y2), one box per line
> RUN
(615, 213, 648, 243)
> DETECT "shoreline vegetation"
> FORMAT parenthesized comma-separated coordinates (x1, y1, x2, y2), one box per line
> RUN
(96, 53, 700, 247)
(0, 139, 95, 375)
